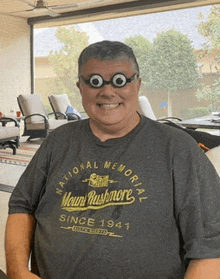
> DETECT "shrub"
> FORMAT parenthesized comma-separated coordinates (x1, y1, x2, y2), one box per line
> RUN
(180, 107, 211, 120)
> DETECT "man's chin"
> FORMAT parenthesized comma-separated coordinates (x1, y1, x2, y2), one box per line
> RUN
(98, 119, 123, 127)
(91, 116, 124, 129)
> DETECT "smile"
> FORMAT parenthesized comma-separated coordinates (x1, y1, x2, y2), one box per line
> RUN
(97, 103, 121, 109)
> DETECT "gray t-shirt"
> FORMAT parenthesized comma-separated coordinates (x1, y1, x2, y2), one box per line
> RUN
(9, 116, 220, 279)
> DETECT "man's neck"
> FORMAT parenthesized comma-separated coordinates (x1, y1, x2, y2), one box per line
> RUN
(89, 113, 141, 142)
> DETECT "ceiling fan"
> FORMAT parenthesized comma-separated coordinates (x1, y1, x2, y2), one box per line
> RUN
(18, 0, 107, 18)
(18, 0, 61, 17)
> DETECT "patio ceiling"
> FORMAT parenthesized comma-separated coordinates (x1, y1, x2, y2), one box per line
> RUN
(1, 0, 220, 27)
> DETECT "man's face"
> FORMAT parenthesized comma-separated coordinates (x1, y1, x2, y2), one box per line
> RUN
(77, 58, 141, 133)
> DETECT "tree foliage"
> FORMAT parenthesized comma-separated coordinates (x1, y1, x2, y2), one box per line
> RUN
(124, 35, 152, 84)
(197, 5, 220, 51)
(143, 29, 198, 116)
(145, 29, 198, 93)
(196, 78, 220, 110)
(48, 26, 89, 109)
(196, 5, 220, 109)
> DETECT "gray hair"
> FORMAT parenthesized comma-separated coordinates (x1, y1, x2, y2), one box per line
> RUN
(78, 40, 139, 77)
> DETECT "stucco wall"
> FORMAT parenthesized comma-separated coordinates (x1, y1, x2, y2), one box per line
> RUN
(0, 14, 31, 116)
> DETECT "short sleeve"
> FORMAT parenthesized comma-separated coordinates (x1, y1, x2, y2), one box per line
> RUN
(173, 143, 220, 262)
(8, 141, 50, 214)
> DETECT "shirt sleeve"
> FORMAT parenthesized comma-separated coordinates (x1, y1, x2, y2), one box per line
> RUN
(8, 140, 50, 215)
(173, 141, 220, 262)
(8, 121, 80, 215)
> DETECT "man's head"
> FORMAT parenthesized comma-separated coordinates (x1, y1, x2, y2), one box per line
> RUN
(77, 40, 141, 141)
(78, 40, 139, 77)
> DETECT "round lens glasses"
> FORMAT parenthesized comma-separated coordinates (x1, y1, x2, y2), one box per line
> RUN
(81, 73, 138, 88)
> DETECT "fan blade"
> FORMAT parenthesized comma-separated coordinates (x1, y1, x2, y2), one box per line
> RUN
(31, 6, 60, 17)
(46, 7, 60, 17)
(10, 8, 36, 15)
(18, 0, 36, 8)
(47, 4, 78, 11)
(49, 0, 104, 11)
(12, 1, 60, 18)
(77, 0, 103, 7)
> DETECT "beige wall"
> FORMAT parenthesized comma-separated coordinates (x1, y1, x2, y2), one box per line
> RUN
(145, 75, 215, 119)
(35, 57, 56, 78)
(0, 14, 31, 116)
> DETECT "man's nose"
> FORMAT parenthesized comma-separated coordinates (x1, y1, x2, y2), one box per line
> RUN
(99, 84, 116, 97)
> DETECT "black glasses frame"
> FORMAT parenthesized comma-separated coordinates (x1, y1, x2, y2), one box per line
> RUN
(80, 73, 138, 88)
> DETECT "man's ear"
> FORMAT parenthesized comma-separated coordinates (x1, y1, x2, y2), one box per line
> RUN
(137, 77, 142, 91)
(76, 81, 82, 95)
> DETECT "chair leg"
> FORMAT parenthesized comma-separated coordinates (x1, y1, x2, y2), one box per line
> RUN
(8, 142, 17, 155)
(1, 142, 17, 155)
(12, 144, 16, 155)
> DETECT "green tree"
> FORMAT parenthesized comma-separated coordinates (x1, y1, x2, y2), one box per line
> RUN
(124, 35, 152, 84)
(197, 5, 220, 72)
(197, 5, 220, 52)
(196, 78, 220, 111)
(48, 26, 89, 111)
(145, 29, 198, 116)
(196, 5, 220, 109)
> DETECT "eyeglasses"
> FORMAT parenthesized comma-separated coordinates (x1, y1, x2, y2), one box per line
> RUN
(80, 73, 138, 88)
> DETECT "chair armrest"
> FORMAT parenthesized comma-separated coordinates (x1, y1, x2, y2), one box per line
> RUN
(66, 113, 81, 121)
(79, 111, 87, 119)
(157, 117, 182, 122)
(0, 117, 19, 127)
(24, 113, 48, 124)
(48, 112, 61, 119)
(53, 112, 68, 119)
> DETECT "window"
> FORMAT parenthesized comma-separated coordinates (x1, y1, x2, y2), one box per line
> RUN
(34, 4, 220, 119)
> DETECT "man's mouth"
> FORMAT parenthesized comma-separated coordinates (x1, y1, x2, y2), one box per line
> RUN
(97, 103, 121, 109)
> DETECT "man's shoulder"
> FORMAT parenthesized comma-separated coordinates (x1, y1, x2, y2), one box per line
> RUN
(53, 118, 88, 134)
(43, 118, 89, 146)
(141, 116, 187, 137)
(141, 116, 199, 150)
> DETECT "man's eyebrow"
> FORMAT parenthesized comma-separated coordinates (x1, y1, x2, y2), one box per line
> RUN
(80, 73, 100, 78)
(83, 71, 130, 77)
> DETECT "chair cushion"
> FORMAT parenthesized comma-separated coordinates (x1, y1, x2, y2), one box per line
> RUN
(49, 94, 71, 115)
(48, 119, 68, 130)
(26, 119, 68, 131)
(137, 96, 157, 120)
(0, 126, 20, 140)
(18, 94, 48, 124)
(26, 123, 47, 130)
(206, 146, 220, 176)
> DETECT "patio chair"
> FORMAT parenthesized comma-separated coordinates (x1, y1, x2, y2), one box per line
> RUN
(48, 94, 81, 121)
(138, 96, 181, 122)
(17, 94, 68, 141)
(137, 96, 220, 152)
(206, 146, 220, 176)
(0, 117, 20, 154)
(137, 96, 157, 120)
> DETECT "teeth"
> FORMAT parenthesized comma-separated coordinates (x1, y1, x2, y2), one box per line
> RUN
(99, 103, 120, 109)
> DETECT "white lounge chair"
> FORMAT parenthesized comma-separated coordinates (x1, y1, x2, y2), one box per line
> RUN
(206, 145, 220, 176)
(18, 94, 68, 141)
(48, 94, 81, 120)
(0, 117, 20, 154)
(137, 96, 157, 120)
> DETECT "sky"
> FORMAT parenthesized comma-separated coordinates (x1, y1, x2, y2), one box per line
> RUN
(34, 4, 212, 57)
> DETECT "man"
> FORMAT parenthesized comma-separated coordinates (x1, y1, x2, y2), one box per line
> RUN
(5, 41, 220, 278)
